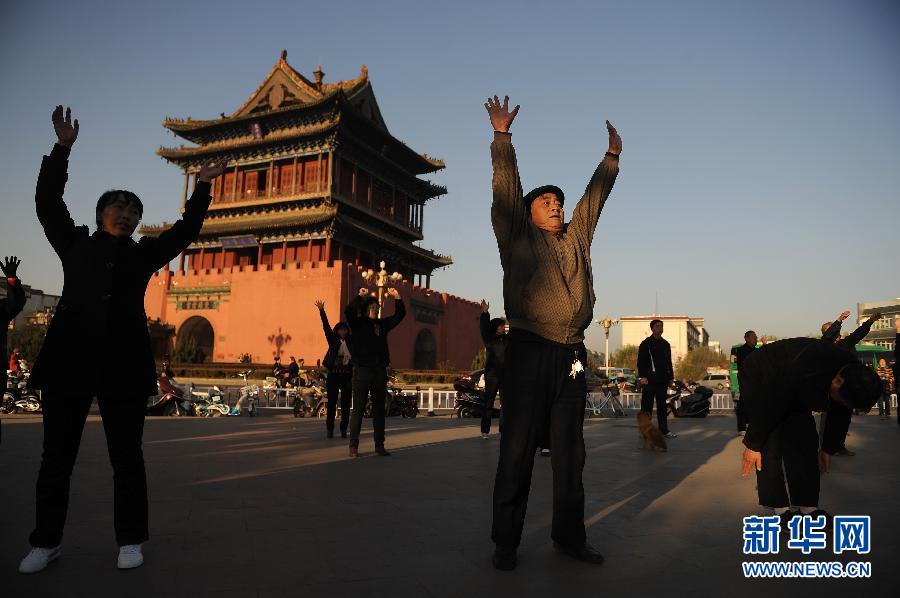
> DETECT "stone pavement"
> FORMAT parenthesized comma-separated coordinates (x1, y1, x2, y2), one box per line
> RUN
(1, 411, 897, 597)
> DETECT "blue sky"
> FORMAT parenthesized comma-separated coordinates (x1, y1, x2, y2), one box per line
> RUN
(1, 0, 897, 353)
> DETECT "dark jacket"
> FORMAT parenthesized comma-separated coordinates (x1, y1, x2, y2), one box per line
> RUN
(1, 277, 26, 373)
(479, 312, 506, 377)
(30, 144, 212, 398)
(821, 318, 874, 354)
(733, 343, 757, 369)
(490, 132, 619, 345)
(344, 296, 406, 369)
(637, 335, 674, 385)
(741, 338, 857, 454)
(319, 308, 352, 375)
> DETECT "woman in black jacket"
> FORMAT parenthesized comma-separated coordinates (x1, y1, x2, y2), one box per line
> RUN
(479, 300, 506, 438)
(315, 300, 353, 438)
(19, 106, 225, 574)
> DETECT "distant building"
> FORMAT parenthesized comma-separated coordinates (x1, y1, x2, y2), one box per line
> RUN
(856, 298, 899, 351)
(620, 315, 710, 364)
(0, 280, 60, 330)
(708, 340, 721, 354)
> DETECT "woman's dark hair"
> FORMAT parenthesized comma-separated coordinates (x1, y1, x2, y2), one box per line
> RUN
(489, 318, 506, 337)
(838, 362, 882, 411)
(334, 322, 350, 335)
(95, 190, 144, 230)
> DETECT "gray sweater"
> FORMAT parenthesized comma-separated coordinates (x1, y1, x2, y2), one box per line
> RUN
(490, 131, 619, 345)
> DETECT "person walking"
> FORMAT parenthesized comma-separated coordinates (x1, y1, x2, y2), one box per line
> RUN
(637, 319, 676, 438)
(479, 300, 506, 439)
(315, 300, 353, 438)
(731, 330, 758, 434)
(345, 287, 406, 457)
(19, 106, 225, 574)
(484, 94, 620, 570)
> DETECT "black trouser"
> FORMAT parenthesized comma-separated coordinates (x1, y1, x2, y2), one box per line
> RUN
(349, 366, 386, 449)
(735, 372, 749, 432)
(640, 382, 670, 434)
(755, 411, 820, 508)
(30, 393, 149, 548)
(326, 372, 352, 434)
(878, 393, 891, 417)
(481, 373, 501, 435)
(492, 340, 587, 549)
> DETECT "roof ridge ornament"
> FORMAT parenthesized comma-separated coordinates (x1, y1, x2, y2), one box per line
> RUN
(313, 64, 325, 92)
(280, 49, 288, 62)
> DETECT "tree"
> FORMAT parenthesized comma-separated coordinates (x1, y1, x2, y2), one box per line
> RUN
(586, 350, 604, 375)
(609, 344, 639, 370)
(171, 334, 205, 363)
(675, 347, 728, 381)
(471, 347, 486, 371)
(7, 323, 48, 363)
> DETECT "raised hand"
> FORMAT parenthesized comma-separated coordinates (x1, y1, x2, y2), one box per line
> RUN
(866, 312, 881, 324)
(198, 160, 229, 183)
(838, 310, 851, 321)
(386, 288, 401, 300)
(314, 300, 325, 311)
(484, 95, 520, 133)
(1, 256, 21, 278)
(52, 105, 79, 147)
(480, 299, 489, 313)
(606, 120, 622, 156)
(358, 287, 370, 297)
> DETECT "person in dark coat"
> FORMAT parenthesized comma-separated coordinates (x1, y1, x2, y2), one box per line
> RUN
(479, 300, 506, 438)
(731, 330, 758, 433)
(1, 256, 27, 444)
(344, 287, 405, 457)
(740, 338, 881, 526)
(315, 299, 353, 438)
(485, 95, 620, 570)
(637, 319, 676, 437)
(19, 106, 225, 574)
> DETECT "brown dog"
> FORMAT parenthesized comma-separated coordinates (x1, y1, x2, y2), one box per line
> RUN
(637, 411, 667, 452)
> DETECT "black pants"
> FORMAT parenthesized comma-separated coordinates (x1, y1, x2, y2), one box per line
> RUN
(481, 373, 501, 435)
(735, 372, 749, 432)
(349, 366, 386, 449)
(326, 372, 352, 434)
(640, 383, 670, 434)
(492, 340, 587, 548)
(878, 393, 891, 417)
(755, 411, 820, 508)
(30, 393, 149, 548)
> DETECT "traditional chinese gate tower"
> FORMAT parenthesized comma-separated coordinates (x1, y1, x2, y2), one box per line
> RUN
(142, 51, 480, 369)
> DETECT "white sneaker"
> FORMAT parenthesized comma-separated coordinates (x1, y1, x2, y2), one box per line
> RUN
(481, 433, 490, 439)
(117, 544, 144, 569)
(18, 546, 61, 574)
(540, 448, 551, 457)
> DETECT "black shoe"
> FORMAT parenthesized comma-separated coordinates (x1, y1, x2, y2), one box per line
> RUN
(492, 546, 517, 570)
(553, 542, 604, 565)
(341, 431, 348, 439)
(375, 446, 391, 456)
(804, 509, 832, 529)
(349, 446, 359, 457)
(326, 431, 334, 439)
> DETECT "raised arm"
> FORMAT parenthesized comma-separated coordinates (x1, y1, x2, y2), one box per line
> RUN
(479, 300, 493, 345)
(568, 120, 621, 243)
(382, 287, 406, 332)
(36, 106, 80, 256)
(315, 300, 335, 344)
(1, 257, 27, 320)
(821, 310, 849, 343)
(841, 312, 879, 348)
(486, 95, 526, 257)
(138, 161, 226, 272)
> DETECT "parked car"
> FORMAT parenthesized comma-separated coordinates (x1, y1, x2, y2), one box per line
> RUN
(700, 373, 730, 390)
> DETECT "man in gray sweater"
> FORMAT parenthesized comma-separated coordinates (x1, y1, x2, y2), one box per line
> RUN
(485, 95, 620, 570)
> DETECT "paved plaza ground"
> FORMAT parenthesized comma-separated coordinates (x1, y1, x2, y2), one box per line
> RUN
(1, 410, 897, 597)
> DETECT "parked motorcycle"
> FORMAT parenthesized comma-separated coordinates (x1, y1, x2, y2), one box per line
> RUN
(3, 366, 41, 413)
(190, 385, 230, 417)
(667, 381, 712, 418)
(453, 370, 499, 419)
(230, 370, 260, 416)
(146, 374, 193, 416)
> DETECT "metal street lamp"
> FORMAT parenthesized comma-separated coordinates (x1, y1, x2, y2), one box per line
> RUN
(361, 260, 404, 318)
(597, 314, 619, 370)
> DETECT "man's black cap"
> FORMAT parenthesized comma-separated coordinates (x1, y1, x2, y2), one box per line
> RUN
(523, 185, 565, 208)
